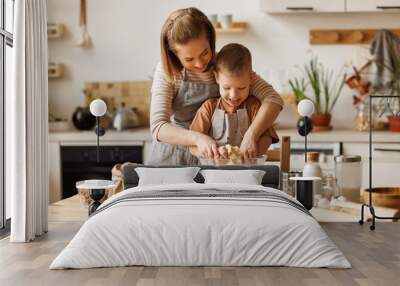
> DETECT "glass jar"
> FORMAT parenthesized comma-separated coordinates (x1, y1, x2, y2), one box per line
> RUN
(334, 155, 362, 202)
(281, 170, 302, 197)
(355, 102, 369, 131)
(322, 174, 340, 200)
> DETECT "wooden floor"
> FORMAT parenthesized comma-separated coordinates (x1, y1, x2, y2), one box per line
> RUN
(0, 198, 399, 286)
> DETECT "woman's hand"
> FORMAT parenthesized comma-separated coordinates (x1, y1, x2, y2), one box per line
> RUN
(196, 134, 219, 159)
(240, 130, 258, 159)
(218, 145, 228, 159)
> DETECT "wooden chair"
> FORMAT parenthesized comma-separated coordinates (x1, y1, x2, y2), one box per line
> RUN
(266, 136, 291, 173)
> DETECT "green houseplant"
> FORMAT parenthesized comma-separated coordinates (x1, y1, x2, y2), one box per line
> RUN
(289, 57, 346, 130)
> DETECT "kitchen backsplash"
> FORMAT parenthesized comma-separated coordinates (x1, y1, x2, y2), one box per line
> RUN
(84, 81, 152, 126)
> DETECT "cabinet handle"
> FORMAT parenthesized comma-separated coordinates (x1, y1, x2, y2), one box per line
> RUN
(376, 6, 400, 10)
(286, 7, 314, 11)
(374, 148, 400, 152)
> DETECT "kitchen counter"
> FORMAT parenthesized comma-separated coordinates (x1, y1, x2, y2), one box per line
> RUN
(49, 128, 400, 144)
(49, 127, 153, 143)
(48, 127, 400, 203)
(277, 128, 400, 143)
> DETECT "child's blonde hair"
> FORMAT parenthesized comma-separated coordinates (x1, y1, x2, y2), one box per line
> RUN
(160, 7, 216, 81)
(215, 43, 252, 77)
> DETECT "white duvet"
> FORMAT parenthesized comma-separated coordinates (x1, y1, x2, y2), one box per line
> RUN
(50, 183, 351, 269)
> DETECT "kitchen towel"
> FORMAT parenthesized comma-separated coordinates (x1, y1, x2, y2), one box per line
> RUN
(370, 30, 400, 89)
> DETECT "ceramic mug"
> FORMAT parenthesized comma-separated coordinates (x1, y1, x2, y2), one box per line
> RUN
(219, 14, 233, 29)
(207, 14, 218, 26)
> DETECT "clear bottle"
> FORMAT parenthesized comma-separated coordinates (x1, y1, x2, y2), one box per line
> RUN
(355, 101, 369, 131)
(322, 174, 340, 200)
(302, 152, 323, 206)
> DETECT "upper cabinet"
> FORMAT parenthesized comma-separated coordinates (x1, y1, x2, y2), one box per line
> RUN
(261, 0, 400, 13)
(347, 0, 400, 12)
(261, 0, 346, 13)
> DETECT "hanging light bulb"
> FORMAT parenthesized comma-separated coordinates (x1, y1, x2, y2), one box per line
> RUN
(89, 99, 107, 162)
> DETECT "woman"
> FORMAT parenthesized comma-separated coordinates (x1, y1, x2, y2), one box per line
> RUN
(147, 7, 283, 165)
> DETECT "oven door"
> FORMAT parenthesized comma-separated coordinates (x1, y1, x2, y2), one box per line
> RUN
(61, 145, 143, 199)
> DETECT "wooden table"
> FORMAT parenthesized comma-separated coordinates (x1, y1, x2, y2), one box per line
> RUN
(49, 195, 379, 223)
(49, 195, 88, 222)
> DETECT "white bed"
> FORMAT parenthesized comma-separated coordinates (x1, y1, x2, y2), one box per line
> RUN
(50, 183, 351, 269)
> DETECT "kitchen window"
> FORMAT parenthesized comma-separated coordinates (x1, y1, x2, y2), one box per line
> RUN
(0, 0, 14, 235)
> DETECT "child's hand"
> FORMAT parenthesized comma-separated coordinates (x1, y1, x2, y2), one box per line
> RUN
(218, 146, 228, 159)
(240, 131, 257, 159)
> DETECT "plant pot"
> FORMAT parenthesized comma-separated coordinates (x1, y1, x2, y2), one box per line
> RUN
(311, 113, 332, 131)
(388, 115, 400, 132)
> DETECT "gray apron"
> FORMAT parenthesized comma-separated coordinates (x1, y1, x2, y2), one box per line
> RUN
(146, 69, 219, 165)
(210, 98, 250, 147)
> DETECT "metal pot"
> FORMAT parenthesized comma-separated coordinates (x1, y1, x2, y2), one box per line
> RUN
(113, 103, 141, 131)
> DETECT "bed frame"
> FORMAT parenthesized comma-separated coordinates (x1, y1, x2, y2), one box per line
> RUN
(84, 136, 291, 215)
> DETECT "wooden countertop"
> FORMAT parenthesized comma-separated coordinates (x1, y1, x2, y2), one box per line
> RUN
(48, 194, 363, 223)
(49, 194, 400, 223)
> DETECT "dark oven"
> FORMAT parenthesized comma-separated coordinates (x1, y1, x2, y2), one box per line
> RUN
(61, 145, 143, 199)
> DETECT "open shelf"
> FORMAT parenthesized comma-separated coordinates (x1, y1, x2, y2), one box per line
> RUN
(215, 21, 247, 33)
(48, 63, 65, 79)
(310, 28, 400, 45)
(47, 23, 65, 39)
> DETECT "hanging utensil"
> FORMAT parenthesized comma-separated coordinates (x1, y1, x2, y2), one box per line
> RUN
(76, 0, 91, 48)
(378, 97, 395, 118)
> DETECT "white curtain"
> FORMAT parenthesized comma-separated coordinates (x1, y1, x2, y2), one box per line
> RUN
(8, 0, 49, 242)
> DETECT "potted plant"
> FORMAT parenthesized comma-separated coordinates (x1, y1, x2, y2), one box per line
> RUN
(289, 57, 347, 131)
(344, 61, 372, 131)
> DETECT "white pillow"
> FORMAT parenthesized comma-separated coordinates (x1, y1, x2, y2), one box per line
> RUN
(200, 169, 266, 185)
(135, 167, 200, 186)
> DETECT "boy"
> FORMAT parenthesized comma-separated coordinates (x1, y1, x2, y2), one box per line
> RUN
(189, 43, 279, 159)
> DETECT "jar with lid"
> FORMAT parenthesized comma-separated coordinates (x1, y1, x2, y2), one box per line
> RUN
(281, 170, 302, 197)
(322, 174, 340, 200)
(334, 155, 362, 202)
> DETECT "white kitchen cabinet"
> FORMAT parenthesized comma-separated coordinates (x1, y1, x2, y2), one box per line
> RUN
(261, 0, 346, 13)
(347, 0, 400, 12)
(49, 141, 62, 203)
(343, 142, 400, 190)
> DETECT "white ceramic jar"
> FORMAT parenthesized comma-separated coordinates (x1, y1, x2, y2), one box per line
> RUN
(303, 152, 323, 205)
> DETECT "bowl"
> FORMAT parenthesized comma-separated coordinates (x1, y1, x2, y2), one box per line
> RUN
(76, 179, 117, 207)
(199, 155, 267, 166)
(363, 188, 400, 209)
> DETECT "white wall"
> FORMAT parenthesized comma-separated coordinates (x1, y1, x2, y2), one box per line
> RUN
(47, 0, 400, 128)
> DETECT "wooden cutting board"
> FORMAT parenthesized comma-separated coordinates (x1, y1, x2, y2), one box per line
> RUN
(321, 200, 400, 221)
(84, 80, 152, 126)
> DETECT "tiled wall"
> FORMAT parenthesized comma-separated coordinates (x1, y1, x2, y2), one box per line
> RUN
(84, 81, 152, 126)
